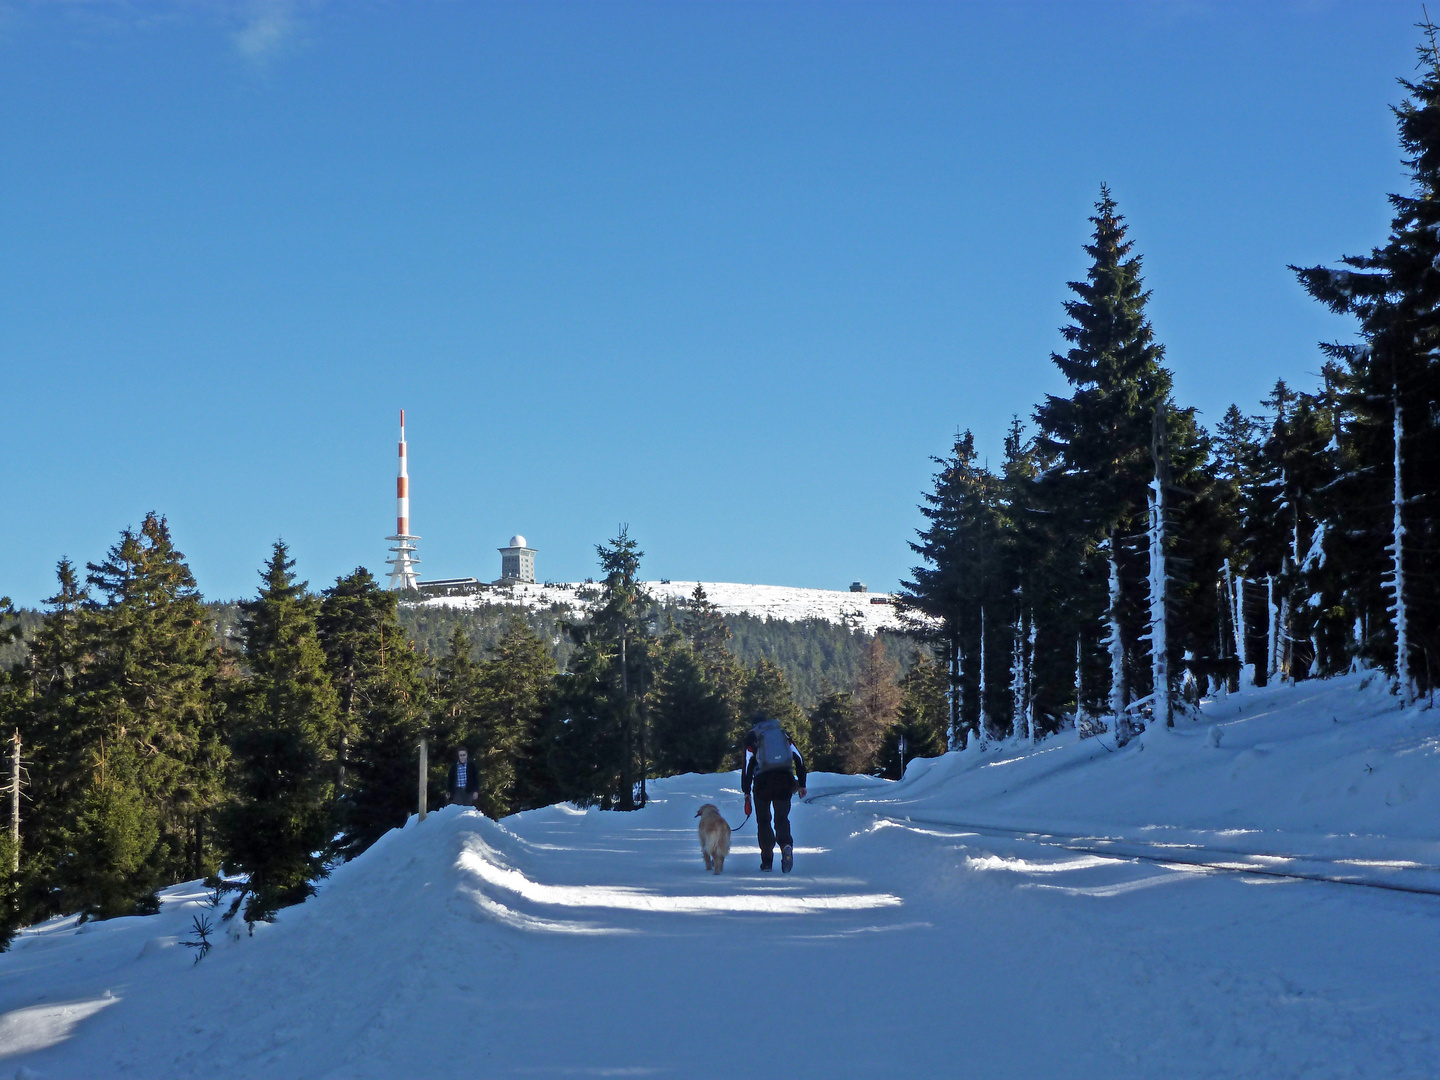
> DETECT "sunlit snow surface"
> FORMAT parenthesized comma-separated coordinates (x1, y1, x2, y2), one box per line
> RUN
(421, 580, 909, 633)
(3, 672, 1439, 1078)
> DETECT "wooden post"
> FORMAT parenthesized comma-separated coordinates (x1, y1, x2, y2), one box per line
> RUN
(9, 731, 20, 873)
(418, 737, 428, 822)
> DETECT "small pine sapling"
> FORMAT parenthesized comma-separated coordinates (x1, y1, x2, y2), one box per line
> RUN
(180, 914, 214, 964)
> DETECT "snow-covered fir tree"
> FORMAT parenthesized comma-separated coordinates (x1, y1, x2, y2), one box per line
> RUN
(1032, 186, 1176, 734)
(1294, 29, 1440, 701)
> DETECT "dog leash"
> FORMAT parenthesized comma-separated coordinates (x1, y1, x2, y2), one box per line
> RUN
(730, 812, 751, 831)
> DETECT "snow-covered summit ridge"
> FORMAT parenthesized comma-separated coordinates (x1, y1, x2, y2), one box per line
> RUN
(417, 579, 908, 632)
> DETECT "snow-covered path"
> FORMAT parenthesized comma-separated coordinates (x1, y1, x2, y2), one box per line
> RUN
(3, 675, 1439, 1078)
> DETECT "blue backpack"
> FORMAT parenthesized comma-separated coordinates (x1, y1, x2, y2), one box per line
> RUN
(753, 718, 791, 774)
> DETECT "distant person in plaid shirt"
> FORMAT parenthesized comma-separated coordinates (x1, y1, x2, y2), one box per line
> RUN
(447, 748, 478, 807)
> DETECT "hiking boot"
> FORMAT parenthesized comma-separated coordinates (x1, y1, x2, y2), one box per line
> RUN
(760, 851, 773, 872)
(781, 844, 793, 873)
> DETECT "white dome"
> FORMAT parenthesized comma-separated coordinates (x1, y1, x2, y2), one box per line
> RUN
(510, 535, 526, 549)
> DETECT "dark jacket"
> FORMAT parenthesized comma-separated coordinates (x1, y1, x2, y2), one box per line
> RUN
(447, 758, 479, 794)
(741, 726, 807, 797)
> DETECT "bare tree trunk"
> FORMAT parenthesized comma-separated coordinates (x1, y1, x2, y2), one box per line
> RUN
(1011, 622, 1025, 741)
(637, 660, 648, 809)
(618, 632, 634, 810)
(1267, 575, 1280, 682)
(1107, 535, 1125, 718)
(194, 812, 205, 880)
(1149, 407, 1173, 729)
(1389, 390, 1414, 704)
(418, 737, 428, 822)
(9, 731, 19, 874)
(1025, 616, 1037, 744)
(1148, 477, 1171, 728)
(976, 608, 989, 748)
(949, 638, 962, 751)
(1225, 561, 1249, 688)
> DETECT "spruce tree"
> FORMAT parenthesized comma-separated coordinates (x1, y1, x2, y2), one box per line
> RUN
(901, 431, 1006, 747)
(478, 617, 557, 815)
(548, 642, 627, 809)
(682, 584, 745, 728)
(683, 585, 732, 670)
(27, 560, 86, 702)
(1239, 383, 1344, 681)
(1033, 187, 1175, 726)
(1293, 27, 1440, 696)
(59, 515, 223, 917)
(63, 753, 161, 920)
(317, 567, 384, 792)
(846, 636, 900, 773)
(592, 528, 650, 810)
(216, 542, 339, 924)
(902, 435, 968, 747)
(320, 568, 426, 858)
(0, 598, 25, 948)
(11, 562, 89, 926)
(649, 628, 732, 778)
(806, 689, 854, 774)
(878, 648, 949, 779)
(1213, 405, 1259, 680)
(547, 529, 653, 809)
(1288, 367, 1358, 676)
(1035, 186, 1173, 528)
(1156, 404, 1226, 707)
(430, 626, 484, 808)
(997, 417, 1065, 733)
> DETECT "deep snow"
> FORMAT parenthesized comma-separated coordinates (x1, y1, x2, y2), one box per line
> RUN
(421, 580, 907, 633)
(2, 672, 1438, 1079)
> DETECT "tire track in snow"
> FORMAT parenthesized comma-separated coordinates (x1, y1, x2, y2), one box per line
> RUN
(802, 787, 1440, 898)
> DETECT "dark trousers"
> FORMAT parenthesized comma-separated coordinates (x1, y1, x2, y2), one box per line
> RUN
(753, 770, 796, 859)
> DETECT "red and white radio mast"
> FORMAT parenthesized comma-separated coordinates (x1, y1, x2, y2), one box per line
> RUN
(385, 409, 420, 590)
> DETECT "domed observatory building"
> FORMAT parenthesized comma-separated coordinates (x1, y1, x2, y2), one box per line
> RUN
(497, 535, 537, 584)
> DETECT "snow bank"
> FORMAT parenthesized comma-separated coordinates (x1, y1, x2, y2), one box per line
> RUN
(872, 671, 1440, 873)
(3, 675, 1438, 1078)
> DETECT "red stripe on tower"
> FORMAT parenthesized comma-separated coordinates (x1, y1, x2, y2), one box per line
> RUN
(396, 408, 410, 536)
(385, 408, 420, 590)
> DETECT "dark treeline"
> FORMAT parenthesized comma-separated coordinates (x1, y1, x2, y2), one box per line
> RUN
(398, 603, 576, 676)
(397, 601, 912, 710)
(902, 37, 1440, 747)
(4, 600, 909, 711)
(0, 523, 943, 946)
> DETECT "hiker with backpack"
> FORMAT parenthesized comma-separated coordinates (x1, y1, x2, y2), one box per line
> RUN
(741, 714, 807, 873)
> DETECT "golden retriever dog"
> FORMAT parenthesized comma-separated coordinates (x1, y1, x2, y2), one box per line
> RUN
(695, 804, 732, 875)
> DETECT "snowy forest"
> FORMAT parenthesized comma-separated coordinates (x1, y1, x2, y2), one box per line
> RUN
(0, 520, 938, 944)
(0, 22, 1437, 955)
(900, 58, 1440, 749)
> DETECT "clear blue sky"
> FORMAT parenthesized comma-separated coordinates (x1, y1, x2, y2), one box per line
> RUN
(0, 1, 1418, 606)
